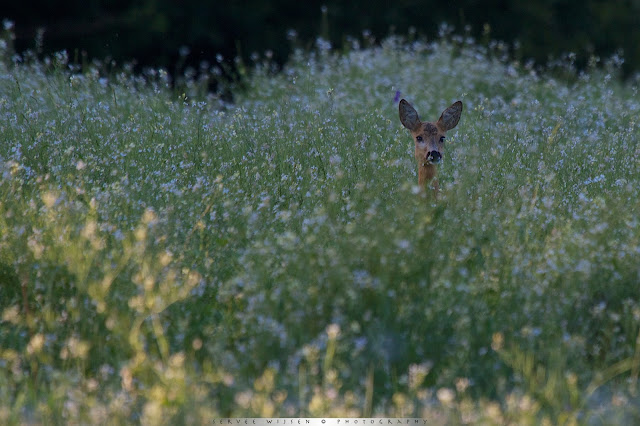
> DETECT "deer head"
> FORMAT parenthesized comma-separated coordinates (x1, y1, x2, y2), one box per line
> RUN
(399, 99, 463, 193)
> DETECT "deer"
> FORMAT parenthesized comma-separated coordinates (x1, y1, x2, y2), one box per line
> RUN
(399, 99, 462, 198)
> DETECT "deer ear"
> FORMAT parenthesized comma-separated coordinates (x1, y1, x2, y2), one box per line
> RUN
(399, 99, 421, 131)
(437, 101, 463, 131)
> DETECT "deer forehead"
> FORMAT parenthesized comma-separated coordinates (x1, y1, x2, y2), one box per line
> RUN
(422, 123, 439, 135)
(413, 122, 444, 139)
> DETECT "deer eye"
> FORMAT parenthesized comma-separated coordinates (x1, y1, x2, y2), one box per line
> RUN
(439, 136, 445, 143)
(416, 136, 423, 142)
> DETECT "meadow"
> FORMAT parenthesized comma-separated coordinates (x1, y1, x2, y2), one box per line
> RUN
(1, 31, 640, 423)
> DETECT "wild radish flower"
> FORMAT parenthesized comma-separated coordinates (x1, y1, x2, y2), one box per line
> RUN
(395, 239, 411, 251)
(27, 333, 45, 355)
(142, 208, 157, 225)
(408, 363, 431, 390)
(455, 377, 470, 393)
(81, 220, 97, 239)
(326, 324, 340, 340)
(436, 387, 455, 405)
(276, 209, 292, 222)
(42, 191, 57, 208)
(3, 19, 14, 30)
(316, 37, 332, 52)
(583, 174, 605, 185)
(1, 305, 20, 324)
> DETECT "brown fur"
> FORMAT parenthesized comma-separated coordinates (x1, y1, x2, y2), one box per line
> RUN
(399, 99, 463, 198)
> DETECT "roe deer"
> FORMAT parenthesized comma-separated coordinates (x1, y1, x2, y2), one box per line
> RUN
(399, 99, 462, 198)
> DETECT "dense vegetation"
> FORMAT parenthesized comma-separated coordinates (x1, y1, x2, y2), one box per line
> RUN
(1, 32, 640, 423)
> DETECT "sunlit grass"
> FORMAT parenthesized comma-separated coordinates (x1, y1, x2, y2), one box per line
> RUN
(1, 32, 640, 423)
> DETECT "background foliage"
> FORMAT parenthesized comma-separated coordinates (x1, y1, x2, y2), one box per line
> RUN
(2, 0, 640, 82)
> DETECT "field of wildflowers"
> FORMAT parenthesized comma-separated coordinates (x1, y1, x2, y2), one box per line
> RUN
(1, 30, 640, 423)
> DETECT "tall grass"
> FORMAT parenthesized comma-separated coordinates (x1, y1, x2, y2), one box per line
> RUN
(1, 31, 639, 423)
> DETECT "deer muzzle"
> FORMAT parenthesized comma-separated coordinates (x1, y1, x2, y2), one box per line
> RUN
(426, 151, 442, 164)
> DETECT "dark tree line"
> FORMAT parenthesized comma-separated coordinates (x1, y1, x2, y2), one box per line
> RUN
(2, 0, 640, 79)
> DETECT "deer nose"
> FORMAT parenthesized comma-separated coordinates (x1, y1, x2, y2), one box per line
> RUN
(427, 151, 442, 164)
